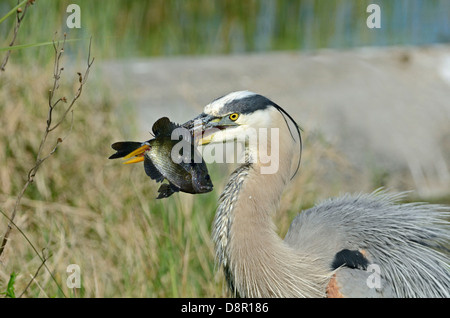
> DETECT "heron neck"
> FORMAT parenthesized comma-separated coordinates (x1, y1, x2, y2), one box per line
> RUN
(213, 132, 328, 297)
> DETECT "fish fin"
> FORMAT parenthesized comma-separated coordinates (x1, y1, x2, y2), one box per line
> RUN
(179, 161, 195, 175)
(144, 156, 164, 182)
(156, 183, 179, 199)
(109, 141, 143, 159)
(152, 117, 180, 137)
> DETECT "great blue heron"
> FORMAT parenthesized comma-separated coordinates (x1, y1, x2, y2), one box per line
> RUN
(182, 91, 450, 298)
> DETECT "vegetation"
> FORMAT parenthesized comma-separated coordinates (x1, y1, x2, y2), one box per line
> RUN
(0, 0, 448, 297)
(0, 57, 349, 296)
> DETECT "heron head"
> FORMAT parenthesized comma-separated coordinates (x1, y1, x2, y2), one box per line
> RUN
(183, 91, 302, 177)
(183, 91, 300, 146)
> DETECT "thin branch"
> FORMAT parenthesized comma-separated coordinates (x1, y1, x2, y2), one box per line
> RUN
(19, 249, 50, 298)
(49, 37, 94, 132)
(1, 0, 35, 72)
(0, 35, 94, 259)
(0, 209, 65, 297)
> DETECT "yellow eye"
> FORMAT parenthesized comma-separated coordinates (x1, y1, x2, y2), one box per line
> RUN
(229, 113, 239, 121)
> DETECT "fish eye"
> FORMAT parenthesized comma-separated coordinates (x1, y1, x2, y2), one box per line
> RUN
(229, 113, 239, 121)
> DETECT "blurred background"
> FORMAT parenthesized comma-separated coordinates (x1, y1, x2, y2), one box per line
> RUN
(0, 0, 449, 297)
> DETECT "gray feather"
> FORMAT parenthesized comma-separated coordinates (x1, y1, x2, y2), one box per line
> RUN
(285, 189, 450, 297)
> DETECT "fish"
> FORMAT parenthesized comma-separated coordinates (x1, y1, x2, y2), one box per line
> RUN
(109, 117, 213, 199)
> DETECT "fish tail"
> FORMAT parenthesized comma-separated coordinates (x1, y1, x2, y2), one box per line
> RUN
(109, 141, 143, 159)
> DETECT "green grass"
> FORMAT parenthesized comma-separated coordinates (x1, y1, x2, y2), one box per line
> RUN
(1, 272, 17, 298)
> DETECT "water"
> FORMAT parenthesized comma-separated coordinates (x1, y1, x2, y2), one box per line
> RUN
(216, 0, 450, 53)
(135, 0, 450, 56)
(1, 0, 449, 58)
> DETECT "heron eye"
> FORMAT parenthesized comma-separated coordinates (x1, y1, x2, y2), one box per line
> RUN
(229, 113, 239, 121)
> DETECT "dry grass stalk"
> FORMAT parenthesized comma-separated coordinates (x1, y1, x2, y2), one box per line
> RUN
(0, 34, 94, 261)
(1, 0, 35, 72)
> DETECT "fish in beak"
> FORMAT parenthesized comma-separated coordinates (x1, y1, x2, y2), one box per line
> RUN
(109, 117, 213, 199)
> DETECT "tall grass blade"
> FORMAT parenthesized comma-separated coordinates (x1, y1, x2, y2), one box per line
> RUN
(0, 0, 27, 25)
(0, 38, 85, 52)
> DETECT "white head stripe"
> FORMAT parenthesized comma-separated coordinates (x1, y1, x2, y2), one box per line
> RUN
(204, 91, 257, 116)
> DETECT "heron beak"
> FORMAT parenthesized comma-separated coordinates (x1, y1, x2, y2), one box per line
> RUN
(182, 113, 222, 145)
(122, 144, 150, 164)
